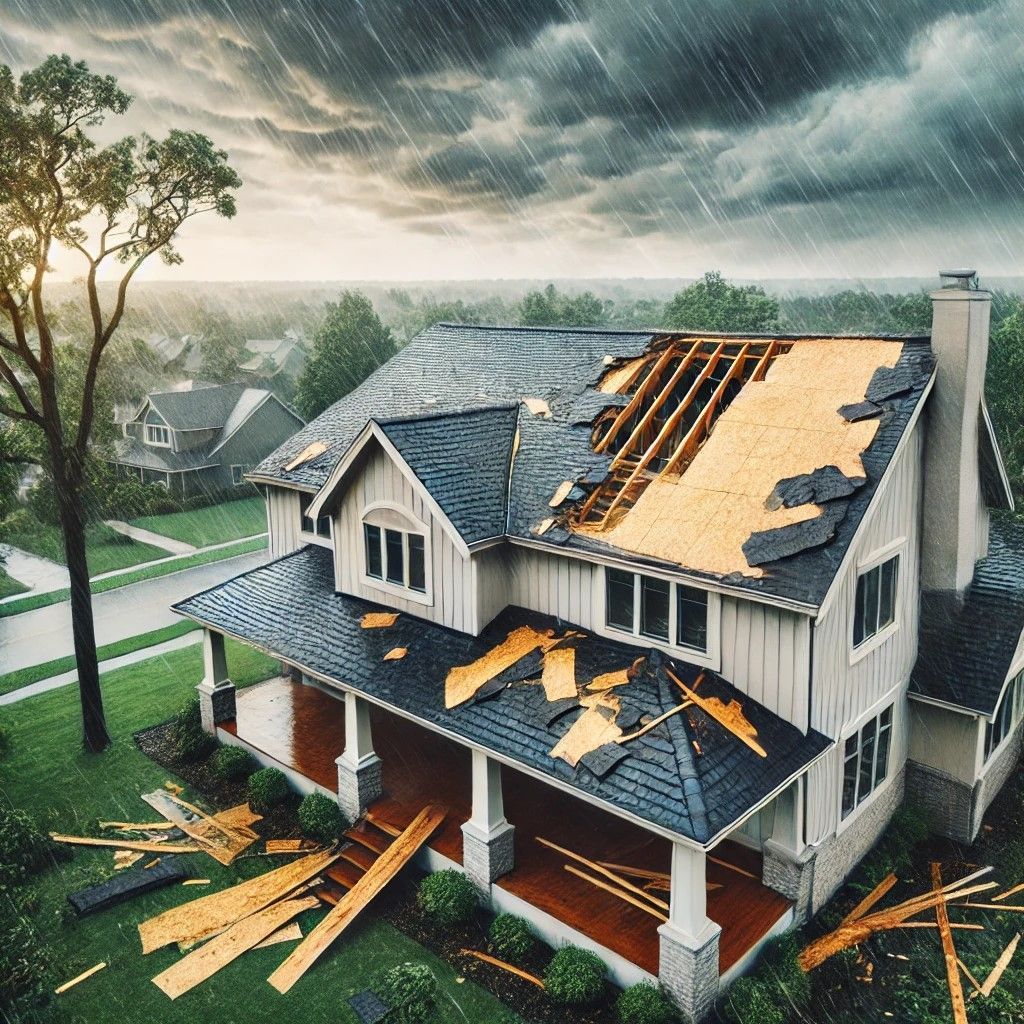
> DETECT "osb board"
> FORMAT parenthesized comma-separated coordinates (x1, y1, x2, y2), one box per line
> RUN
(445, 624, 557, 708)
(550, 692, 623, 767)
(361, 611, 398, 629)
(584, 338, 901, 577)
(597, 355, 650, 394)
(540, 647, 577, 702)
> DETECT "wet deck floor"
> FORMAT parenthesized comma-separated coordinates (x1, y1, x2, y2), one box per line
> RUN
(224, 677, 791, 975)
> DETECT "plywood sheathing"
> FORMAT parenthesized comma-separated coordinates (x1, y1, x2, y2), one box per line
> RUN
(550, 691, 623, 767)
(549, 480, 574, 507)
(361, 611, 399, 629)
(598, 355, 652, 395)
(540, 646, 577, 702)
(445, 624, 559, 708)
(580, 338, 901, 577)
(141, 792, 259, 866)
(522, 396, 551, 418)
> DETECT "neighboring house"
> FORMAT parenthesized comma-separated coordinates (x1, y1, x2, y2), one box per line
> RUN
(175, 271, 1020, 1020)
(110, 381, 304, 497)
(240, 329, 307, 381)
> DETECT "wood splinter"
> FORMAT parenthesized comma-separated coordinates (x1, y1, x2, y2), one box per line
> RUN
(55, 962, 107, 995)
(460, 949, 545, 988)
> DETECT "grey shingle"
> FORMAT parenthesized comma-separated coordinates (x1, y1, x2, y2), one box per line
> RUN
(148, 383, 250, 431)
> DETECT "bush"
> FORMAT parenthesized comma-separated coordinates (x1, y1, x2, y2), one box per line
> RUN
(543, 946, 607, 1006)
(247, 767, 290, 811)
(0, 895, 51, 1016)
(0, 722, 10, 758)
(373, 962, 438, 1024)
(417, 869, 478, 927)
(0, 807, 53, 886)
(297, 791, 346, 844)
(171, 695, 215, 763)
(759, 934, 810, 1008)
(615, 983, 676, 1024)
(724, 976, 785, 1024)
(212, 744, 255, 783)
(487, 913, 536, 963)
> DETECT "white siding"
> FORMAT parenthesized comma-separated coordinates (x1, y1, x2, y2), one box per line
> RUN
(908, 701, 980, 785)
(266, 486, 303, 558)
(474, 544, 512, 632)
(507, 545, 601, 629)
(806, 423, 923, 843)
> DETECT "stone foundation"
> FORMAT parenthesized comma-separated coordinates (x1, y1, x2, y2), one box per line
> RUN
(196, 679, 235, 734)
(658, 921, 721, 1023)
(335, 753, 383, 822)
(905, 761, 975, 842)
(975, 724, 1023, 830)
(762, 840, 815, 924)
(461, 820, 515, 891)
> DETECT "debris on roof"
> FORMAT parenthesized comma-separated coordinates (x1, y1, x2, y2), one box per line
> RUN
(445, 624, 558, 708)
(549, 480, 574, 507)
(284, 440, 328, 471)
(540, 646, 577, 702)
(383, 647, 407, 662)
(361, 611, 399, 629)
(522, 396, 551, 418)
(765, 465, 864, 510)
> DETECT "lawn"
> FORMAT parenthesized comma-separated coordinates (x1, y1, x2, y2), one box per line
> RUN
(131, 497, 267, 548)
(3, 519, 167, 575)
(0, 565, 28, 599)
(0, 641, 511, 1024)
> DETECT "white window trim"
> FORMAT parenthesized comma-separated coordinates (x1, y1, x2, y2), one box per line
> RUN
(359, 501, 433, 607)
(298, 493, 333, 548)
(836, 691, 898, 834)
(145, 423, 171, 448)
(595, 565, 721, 671)
(981, 670, 1024, 771)
(849, 537, 906, 666)
(230, 465, 246, 486)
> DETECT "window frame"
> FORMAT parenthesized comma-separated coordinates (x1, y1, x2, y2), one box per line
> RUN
(838, 700, 895, 830)
(298, 491, 332, 545)
(360, 501, 432, 606)
(599, 566, 719, 668)
(230, 464, 248, 486)
(145, 422, 171, 447)
(984, 669, 1024, 763)
(850, 539, 905, 664)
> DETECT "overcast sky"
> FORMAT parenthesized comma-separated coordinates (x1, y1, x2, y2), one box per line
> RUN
(2, 0, 1023, 282)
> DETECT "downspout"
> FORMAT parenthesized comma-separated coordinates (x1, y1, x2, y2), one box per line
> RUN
(803, 618, 815, 848)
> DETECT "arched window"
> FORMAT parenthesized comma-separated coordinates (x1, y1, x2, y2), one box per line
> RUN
(361, 503, 431, 602)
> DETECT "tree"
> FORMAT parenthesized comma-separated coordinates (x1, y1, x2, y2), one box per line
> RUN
(662, 272, 779, 333)
(296, 291, 397, 419)
(518, 283, 609, 328)
(0, 55, 240, 751)
(198, 314, 247, 383)
(988, 301, 1024, 507)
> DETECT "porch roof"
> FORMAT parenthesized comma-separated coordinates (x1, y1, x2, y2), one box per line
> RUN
(174, 544, 831, 846)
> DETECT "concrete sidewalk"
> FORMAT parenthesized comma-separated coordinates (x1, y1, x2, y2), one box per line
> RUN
(104, 519, 197, 555)
(0, 543, 69, 594)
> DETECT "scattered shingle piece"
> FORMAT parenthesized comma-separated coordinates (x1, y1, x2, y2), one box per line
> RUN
(522, 396, 551, 418)
(348, 990, 391, 1024)
(580, 743, 631, 778)
(765, 465, 864, 510)
(838, 400, 883, 422)
(743, 505, 848, 567)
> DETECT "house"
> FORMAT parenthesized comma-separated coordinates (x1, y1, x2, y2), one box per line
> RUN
(240, 329, 308, 381)
(110, 382, 304, 498)
(173, 271, 1021, 1019)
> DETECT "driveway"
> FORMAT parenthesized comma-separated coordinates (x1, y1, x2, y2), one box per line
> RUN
(0, 548, 267, 675)
(0, 544, 69, 594)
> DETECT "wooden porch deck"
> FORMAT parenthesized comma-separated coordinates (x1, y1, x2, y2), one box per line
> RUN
(223, 677, 791, 976)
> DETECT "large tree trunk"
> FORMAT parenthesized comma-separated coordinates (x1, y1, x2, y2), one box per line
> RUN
(57, 478, 110, 752)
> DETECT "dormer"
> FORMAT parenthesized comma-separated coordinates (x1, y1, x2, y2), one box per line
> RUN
(143, 407, 172, 448)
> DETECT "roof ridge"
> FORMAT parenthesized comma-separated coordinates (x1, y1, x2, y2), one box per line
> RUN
(375, 402, 521, 428)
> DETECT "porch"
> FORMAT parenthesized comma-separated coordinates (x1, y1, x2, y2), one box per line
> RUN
(219, 674, 793, 983)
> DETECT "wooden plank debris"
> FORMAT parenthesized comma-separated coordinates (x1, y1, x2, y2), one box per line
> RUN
(284, 441, 328, 471)
(587, 668, 631, 691)
(268, 805, 445, 994)
(361, 611, 399, 629)
(138, 847, 340, 953)
(978, 932, 1020, 998)
(50, 833, 198, 855)
(100, 821, 177, 831)
(549, 481, 574, 507)
(563, 864, 668, 922)
(143, 792, 259, 866)
(549, 701, 622, 767)
(445, 625, 558, 708)
(115, 850, 145, 870)
(895, 922, 984, 931)
(994, 882, 1024, 902)
(383, 647, 407, 662)
(460, 949, 545, 988)
(55, 962, 107, 995)
(254, 921, 304, 949)
(931, 863, 968, 1024)
(957, 957, 984, 997)
(266, 839, 306, 854)
(182, 879, 211, 886)
(841, 873, 898, 926)
(668, 669, 766, 756)
(617, 701, 692, 744)
(153, 895, 319, 999)
(708, 855, 758, 881)
(949, 903, 1024, 913)
(540, 647, 577, 702)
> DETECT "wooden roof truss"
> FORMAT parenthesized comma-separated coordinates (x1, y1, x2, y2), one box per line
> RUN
(575, 338, 788, 529)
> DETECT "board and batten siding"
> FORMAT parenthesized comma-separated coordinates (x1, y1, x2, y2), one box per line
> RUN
(266, 486, 303, 558)
(805, 422, 924, 844)
(333, 442, 477, 633)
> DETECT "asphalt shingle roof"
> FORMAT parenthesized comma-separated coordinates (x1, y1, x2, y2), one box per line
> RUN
(174, 544, 831, 846)
(911, 518, 1024, 717)
(110, 436, 220, 473)
(377, 405, 520, 545)
(148, 383, 249, 431)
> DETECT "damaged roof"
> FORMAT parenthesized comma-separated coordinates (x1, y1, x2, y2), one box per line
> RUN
(254, 323, 935, 608)
(173, 544, 831, 847)
(911, 518, 1024, 717)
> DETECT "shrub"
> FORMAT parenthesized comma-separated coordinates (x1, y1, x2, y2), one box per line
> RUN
(0, 895, 51, 1016)
(297, 791, 346, 844)
(723, 976, 785, 1024)
(212, 744, 255, 783)
(543, 946, 607, 1006)
(0, 722, 10, 758)
(171, 695, 215, 763)
(247, 767, 290, 811)
(487, 913, 536, 963)
(417, 869, 478, 927)
(615, 983, 676, 1024)
(0, 807, 53, 885)
(373, 962, 437, 1024)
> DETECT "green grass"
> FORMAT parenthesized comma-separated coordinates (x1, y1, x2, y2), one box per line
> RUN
(0, 620, 202, 697)
(0, 565, 28, 599)
(0, 535, 266, 618)
(3, 519, 168, 575)
(131, 497, 266, 548)
(0, 642, 510, 1024)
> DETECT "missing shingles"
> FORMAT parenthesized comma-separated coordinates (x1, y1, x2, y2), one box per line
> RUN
(765, 465, 865, 511)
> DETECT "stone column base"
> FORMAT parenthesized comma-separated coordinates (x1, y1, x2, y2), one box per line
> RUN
(905, 761, 975, 842)
(461, 820, 515, 891)
(335, 753, 383, 822)
(658, 920, 721, 1023)
(196, 679, 236, 734)
(762, 839, 816, 925)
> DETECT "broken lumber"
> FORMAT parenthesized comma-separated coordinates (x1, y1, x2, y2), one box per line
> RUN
(138, 847, 340, 953)
(266, 839, 306, 854)
(549, 699, 623, 766)
(284, 441, 328, 471)
(949, 903, 1024, 913)
(994, 882, 1024, 903)
(255, 921, 303, 949)
(978, 932, 1020, 998)
(55, 962, 107, 995)
(549, 481, 574, 508)
(540, 647, 577, 702)
(100, 821, 177, 831)
(564, 864, 668, 922)
(268, 805, 445, 993)
(596, 861, 669, 884)
(361, 611, 398, 629)
(152, 895, 319, 999)
(617, 701, 692, 743)
(446, 625, 557, 708)
(50, 833, 198, 855)
(144, 792, 259, 865)
(587, 668, 631, 691)
(931, 863, 968, 1024)
(668, 669, 766, 757)
(957, 957, 984, 997)
(840, 873, 898, 927)
(895, 922, 984, 931)
(460, 949, 545, 988)
(708, 855, 758, 881)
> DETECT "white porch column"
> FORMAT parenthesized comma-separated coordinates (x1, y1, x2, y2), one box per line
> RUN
(335, 691, 383, 822)
(461, 749, 515, 891)
(658, 841, 721, 1022)
(762, 778, 816, 923)
(196, 629, 235, 734)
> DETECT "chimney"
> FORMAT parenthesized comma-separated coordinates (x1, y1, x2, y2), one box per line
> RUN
(920, 269, 991, 594)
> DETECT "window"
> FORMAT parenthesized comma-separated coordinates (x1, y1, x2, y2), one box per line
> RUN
(842, 705, 893, 819)
(985, 670, 1024, 760)
(853, 554, 899, 647)
(299, 492, 331, 539)
(605, 569, 709, 653)
(230, 465, 248, 486)
(363, 522, 426, 594)
(145, 423, 170, 446)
